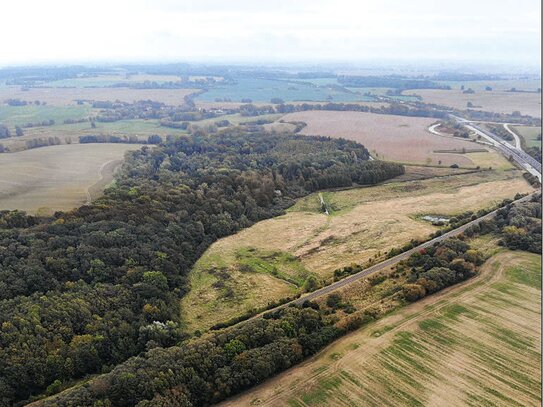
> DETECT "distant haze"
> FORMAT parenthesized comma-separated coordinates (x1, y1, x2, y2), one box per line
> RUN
(1, 0, 540, 70)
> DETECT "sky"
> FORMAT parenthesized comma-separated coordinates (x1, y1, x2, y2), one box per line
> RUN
(0, 0, 540, 69)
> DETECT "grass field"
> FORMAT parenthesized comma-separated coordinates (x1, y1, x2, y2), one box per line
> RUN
(434, 79, 541, 92)
(43, 74, 184, 88)
(195, 78, 374, 103)
(511, 126, 541, 148)
(0, 143, 143, 214)
(280, 111, 493, 166)
(0, 104, 93, 127)
(181, 170, 533, 332)
(0, 120, 175, 152)
(404, 89, 542, 118)
(219, 249, 542, 407)
(0, 86, 198, 106)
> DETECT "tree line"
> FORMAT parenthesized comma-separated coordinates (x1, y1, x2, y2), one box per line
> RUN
(0, 130, 403, 405)
(35, 236, 484, 407)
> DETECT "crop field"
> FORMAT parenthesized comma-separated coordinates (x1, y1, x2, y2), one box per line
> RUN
(219, 250, 542, 407)
(434, 79, 541, 92)
(0, 104, 93, 127)
(0, 86, 198, 106)
(0, 120, 174, 152)
(181, 170, 533, 332)
(511, 125, 541, 148)
(403, 89, 542, 118)
(280, 111, 487, 166)
(195, 78, 374, 103)
(42, 74, 184, 87)
(0, 143, 143, 214)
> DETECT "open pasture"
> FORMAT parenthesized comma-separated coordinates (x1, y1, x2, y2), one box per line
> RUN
(281, 111, 483, 166)
(219, 250, 542, 407)
(195, 78, 374, 103)
(511, 125, 541, 148)
(404, 88, 542, 117)
(0, 143, 143, 214)
(43, 73, 184, 87)
(181, 170, 533, 332)
(0, 86, 198, 106)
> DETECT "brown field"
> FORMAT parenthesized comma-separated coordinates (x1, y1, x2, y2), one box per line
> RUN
(404, 89, 542, 118)
(280, 111, 481, 166)
(0, 86, 198, 106)
(0, 143, 143, 214)
(219, 249, 542, 407)
(181, 170, 534, 332)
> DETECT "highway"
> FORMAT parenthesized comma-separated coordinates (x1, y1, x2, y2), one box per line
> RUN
(450, 114, 542, 181)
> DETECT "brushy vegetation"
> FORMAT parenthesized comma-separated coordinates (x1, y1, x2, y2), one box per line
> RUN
(36, 234, 483, 407)
(0, 130, 404, 405)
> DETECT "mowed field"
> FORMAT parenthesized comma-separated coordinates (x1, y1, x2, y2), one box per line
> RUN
(181, 170, 534, 332)
(219, 249, 542, 407)
(280, 111, 485, 166)
(404, 89, 542, 118)
(0, 86, 198, 106)
(511, 125, 542, 148)
(0, 143, 143, 214)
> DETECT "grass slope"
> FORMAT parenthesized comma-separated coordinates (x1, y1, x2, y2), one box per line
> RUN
(219, 249, 542, 407)
(181, 170, 534, 332)
(0, 143, 144, 214)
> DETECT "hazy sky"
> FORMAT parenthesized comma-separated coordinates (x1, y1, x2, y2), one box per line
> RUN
(1, 0, 540, 68)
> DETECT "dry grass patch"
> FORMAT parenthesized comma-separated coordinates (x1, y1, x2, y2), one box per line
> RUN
(281, 111, 481, 166)
(219, 250, 542, 407)
(0, 143, 143, 214)
(404, 89, 542, 118)
(0, 86, 198, 106)
(181, 170, 533, 332)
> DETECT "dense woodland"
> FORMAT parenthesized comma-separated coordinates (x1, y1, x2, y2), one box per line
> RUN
(0, 131, 404, 405)
(465, 193, 542, 253)
(36, 236, 483, 407)
(36, 198, 542, 406)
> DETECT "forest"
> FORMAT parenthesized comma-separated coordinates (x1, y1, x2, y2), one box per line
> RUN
(0, 130, 404, 405)
(35, 197, 542, 406)
(35, 235, 483, 407)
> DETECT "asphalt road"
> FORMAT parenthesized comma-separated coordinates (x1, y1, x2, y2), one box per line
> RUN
(450, 114, 542, 179)
(287, 193, 536, 305)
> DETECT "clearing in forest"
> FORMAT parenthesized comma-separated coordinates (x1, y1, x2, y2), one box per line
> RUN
(181, 170, 534, 332)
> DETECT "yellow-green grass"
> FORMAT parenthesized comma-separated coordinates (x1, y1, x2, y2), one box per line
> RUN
(0, 143, 144, 214)
(464, 150, 515, 170)
(0, 120, 184, 152)
(219, 250, 542, 407)
(181, 170, 534, 332)
(511, 126, 542, 149)
(404, 89, 542, 118)
(0, 86, 198, 106)
(0, 104, 92, 128)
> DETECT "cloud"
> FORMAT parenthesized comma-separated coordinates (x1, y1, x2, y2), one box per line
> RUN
(0, 0, 539, 67)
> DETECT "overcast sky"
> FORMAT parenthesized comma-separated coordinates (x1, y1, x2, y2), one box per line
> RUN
(1, 0, 540, 68)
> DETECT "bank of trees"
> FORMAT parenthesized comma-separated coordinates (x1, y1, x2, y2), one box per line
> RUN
(0, 131, 403, 405)
(465, 194, 541, 253)
(37, 237, 482, 407)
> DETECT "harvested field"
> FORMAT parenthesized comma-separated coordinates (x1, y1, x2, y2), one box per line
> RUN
(219, 250, 542, 407)
(0, 143, 143, 214)
(181, 170, 533, 332)
(404, 89, 542, 117)
(0, 86, 198, 106)
(281, 111, 480, 166)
